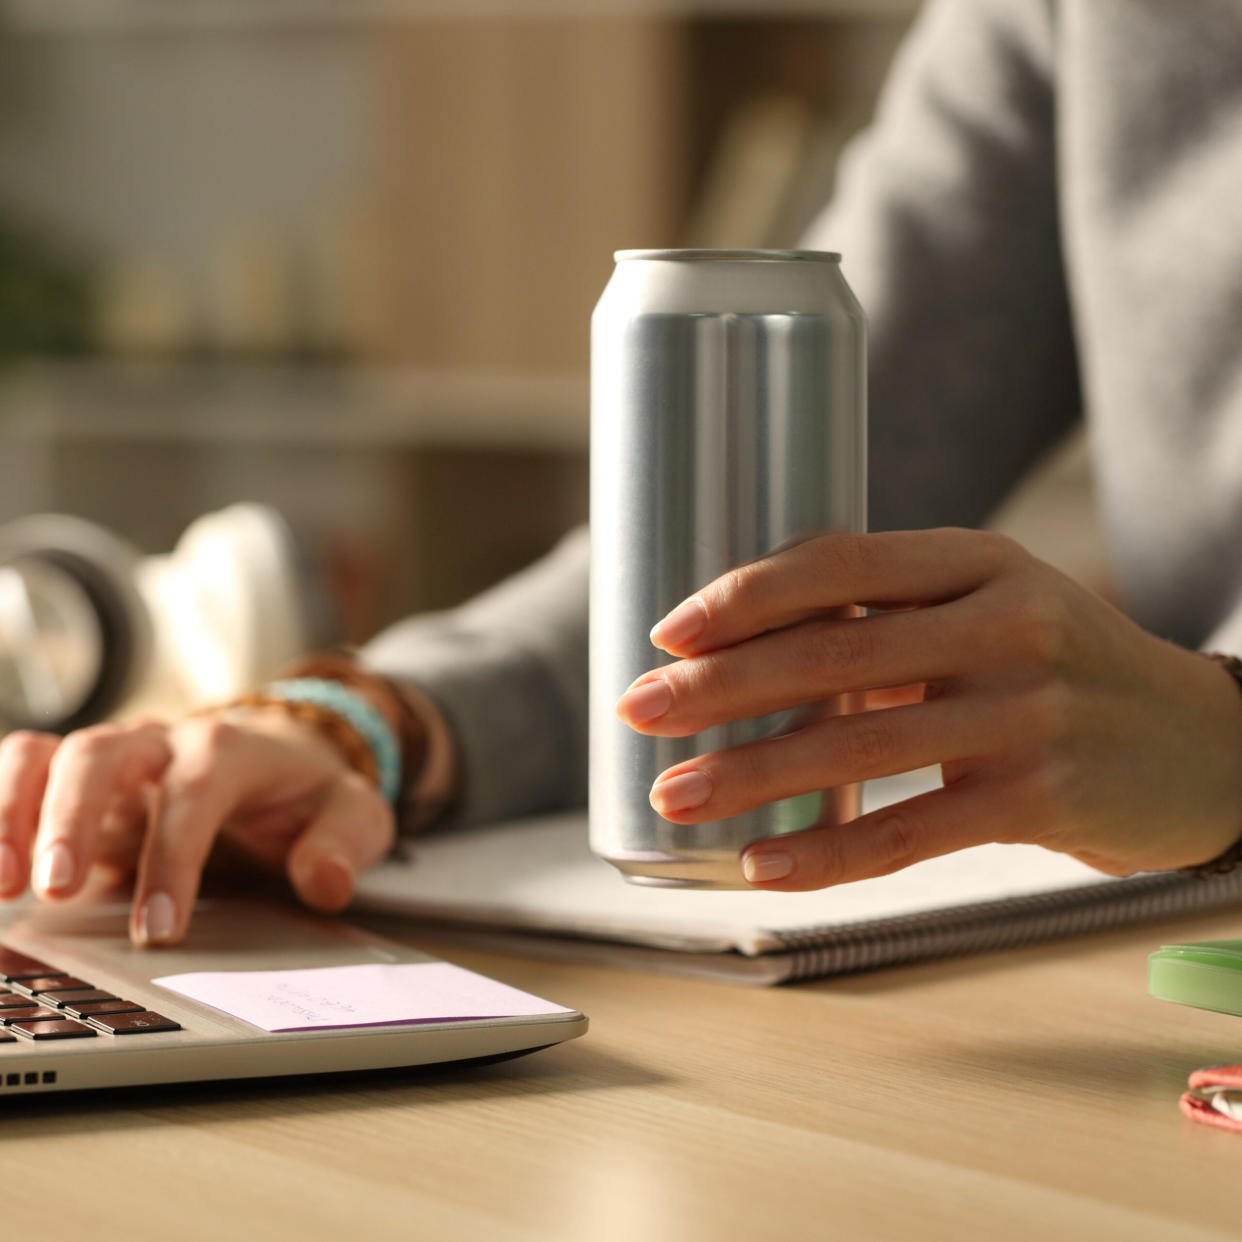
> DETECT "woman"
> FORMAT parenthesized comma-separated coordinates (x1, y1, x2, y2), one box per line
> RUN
(2, 0, 1241, 946)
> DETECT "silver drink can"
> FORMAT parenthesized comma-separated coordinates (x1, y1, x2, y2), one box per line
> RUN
(589, 249, 866, 888)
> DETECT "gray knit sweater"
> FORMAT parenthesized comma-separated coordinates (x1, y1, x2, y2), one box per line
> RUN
(364, 0, 1242, 829)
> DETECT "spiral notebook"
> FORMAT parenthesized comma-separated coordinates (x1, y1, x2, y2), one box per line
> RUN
(351, 773, 1242, 985)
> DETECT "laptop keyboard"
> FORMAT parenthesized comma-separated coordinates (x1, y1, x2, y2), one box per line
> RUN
(0, 947, 181, 1045)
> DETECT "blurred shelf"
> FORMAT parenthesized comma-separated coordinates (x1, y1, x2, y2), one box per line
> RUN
(3, 0, 921, 27)
(0, 361, 589, 451)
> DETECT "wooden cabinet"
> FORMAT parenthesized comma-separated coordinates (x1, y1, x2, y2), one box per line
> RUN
(379, 18, 690, 375)
(375, 13, 910, 377)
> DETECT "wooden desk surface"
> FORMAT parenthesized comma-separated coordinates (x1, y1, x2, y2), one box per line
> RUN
(3, 908, 1241, 1241)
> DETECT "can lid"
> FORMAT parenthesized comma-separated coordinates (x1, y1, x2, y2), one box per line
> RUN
(614, 248, 841, 264)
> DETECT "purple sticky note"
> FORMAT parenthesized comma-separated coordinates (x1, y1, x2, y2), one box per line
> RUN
(152, 962, 574, 1033)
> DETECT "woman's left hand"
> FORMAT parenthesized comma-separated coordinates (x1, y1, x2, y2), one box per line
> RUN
(615, 528, 1242, 889)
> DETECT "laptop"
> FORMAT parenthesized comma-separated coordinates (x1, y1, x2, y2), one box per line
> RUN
(0, 892, 587, 1096)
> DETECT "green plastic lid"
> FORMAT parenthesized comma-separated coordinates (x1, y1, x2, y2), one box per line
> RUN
(1148, 940, 1242, 1017)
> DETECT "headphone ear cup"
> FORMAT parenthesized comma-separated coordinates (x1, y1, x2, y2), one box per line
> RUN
(0, 514, 152, 733)
(141, 502, 309, 707)
(0, 504, 316, 728)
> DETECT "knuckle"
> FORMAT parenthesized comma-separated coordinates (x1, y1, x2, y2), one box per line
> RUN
(190, 716, 241, 753)
(724, 743, 778, 804)
(936, 526, 1028, 581)
(1018, 682, 1073, 750)
(974, 528, 1025, 566)
(339, 769, 381, 805)
(336, 768, 369, 794)
(868, 806, 925, 874)
(684, 651, 736, 706)
(996, 581, 1072, 667)
(709, 564, 761, 621)
(838, 712, 898, 774)
(941, 527, 1028, 576)
(165, 719, 241, 794)
(807, 828, 849, 885)
(57, 724, 122, 766)
(165, 745, 221, 794)
(1015, 759, 1077, 826)
(165, 760, 215, 800)
(337, 774, 396, 847)
(175, 717, 242, 773)
(813, 532, 874, 582)
(0, 729, 56, 767)
(802, 618, 875, 678)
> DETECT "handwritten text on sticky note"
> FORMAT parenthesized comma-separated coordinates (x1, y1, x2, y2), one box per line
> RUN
(152, 962, 574, 1033)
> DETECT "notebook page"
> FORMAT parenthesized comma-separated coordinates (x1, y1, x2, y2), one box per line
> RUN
(353, 774, 1121, 956)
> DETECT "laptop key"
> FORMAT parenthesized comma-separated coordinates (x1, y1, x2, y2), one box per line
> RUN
(10, 1019, 96, 1040)
(88, 1011, 181, 1035)
(2, 1007, 67, 1024)
(50, 989, 123, 1009)
(62, 999, 144, 1019)
(25, 977, 93, 994)
(0, 950, 59, 981)
(0, 1005, 43, 1021)
(0, 992, 41, 1009)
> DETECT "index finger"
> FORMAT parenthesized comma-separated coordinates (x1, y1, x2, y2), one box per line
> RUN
(0, 731, 60, 898)
(129, 718, 251, 947)
(32, 721, 171, 900)
(649, 528, 1019, 657)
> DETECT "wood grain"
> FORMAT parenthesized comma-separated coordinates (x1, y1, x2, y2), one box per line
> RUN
(381, 17, 688, 374)
(3, 908, 1242, 1240)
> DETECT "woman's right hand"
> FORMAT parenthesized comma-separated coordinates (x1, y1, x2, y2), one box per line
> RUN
(0, 707, 396, 948)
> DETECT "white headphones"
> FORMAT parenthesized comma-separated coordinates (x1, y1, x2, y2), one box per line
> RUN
(0, 503, 316, 733)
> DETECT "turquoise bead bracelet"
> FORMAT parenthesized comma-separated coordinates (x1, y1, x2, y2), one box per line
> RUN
(263, 677, 403, 806)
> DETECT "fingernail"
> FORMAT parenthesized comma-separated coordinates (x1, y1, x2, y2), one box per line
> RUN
(311, 854, 354, 909)
(35, 841, 75, 894)
(0, 842, 21, 895)
(650, 598, 707, 652)
(742, 850, 794, 884)
(617, 679, 673, 725)
(138, 891, 176, 945)
(650, 770, 713, 813)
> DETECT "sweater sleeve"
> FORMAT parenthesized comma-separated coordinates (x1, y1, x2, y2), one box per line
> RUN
(362, 0, 1080, 828)
(803, 0, 1081, 532)
(361, 526, 589, 829)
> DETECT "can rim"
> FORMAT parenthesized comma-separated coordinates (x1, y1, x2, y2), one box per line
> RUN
(613, 248, 841, 264)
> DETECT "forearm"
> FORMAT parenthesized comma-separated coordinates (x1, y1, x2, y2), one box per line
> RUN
(359, 527, 589, 830)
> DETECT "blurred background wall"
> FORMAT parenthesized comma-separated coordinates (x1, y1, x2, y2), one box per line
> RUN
(0, 1, 922, 646)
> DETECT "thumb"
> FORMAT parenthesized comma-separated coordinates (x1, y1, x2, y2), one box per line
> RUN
(285, 773, 395, 913)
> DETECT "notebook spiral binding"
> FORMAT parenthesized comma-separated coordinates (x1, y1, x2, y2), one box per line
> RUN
(772, 869, 1242, 981)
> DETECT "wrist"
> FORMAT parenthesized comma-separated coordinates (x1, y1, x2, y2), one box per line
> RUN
(214, 703, 356, 772)
(393, 680, 460, 832)
(221, 682, 395, 799)
(1179, 653, 1242, 877)
(278, 651, 459, 832)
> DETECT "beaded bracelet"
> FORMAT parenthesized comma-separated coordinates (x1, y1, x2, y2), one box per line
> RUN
(277, 652, 451, 832)
(1178, 652, 1242, 879)
(227, 690, 381, 792)
(260, 678, 402, 805)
